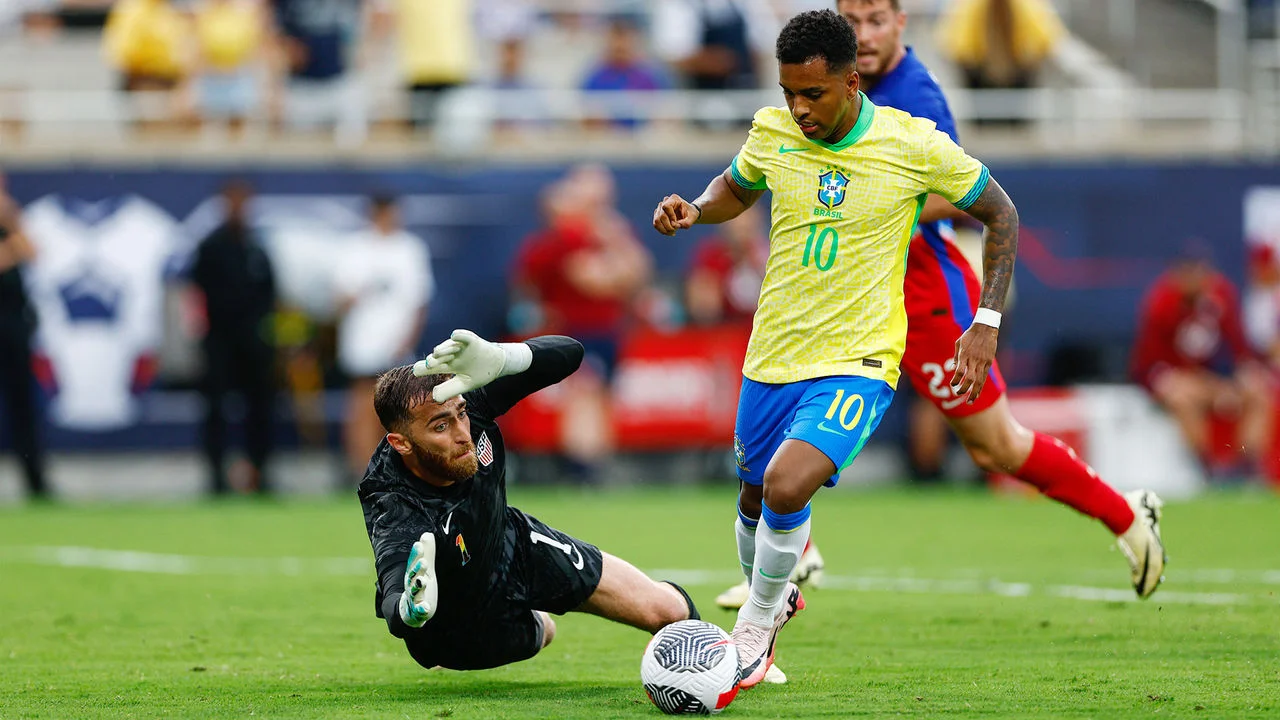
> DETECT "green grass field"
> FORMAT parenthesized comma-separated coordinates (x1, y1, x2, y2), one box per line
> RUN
(1, 485, 1278, 719)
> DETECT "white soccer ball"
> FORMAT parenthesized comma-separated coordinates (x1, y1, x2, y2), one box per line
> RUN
(640, 620, 741, 715)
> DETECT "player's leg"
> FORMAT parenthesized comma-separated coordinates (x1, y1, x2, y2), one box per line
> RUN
(0, 327, 46, 498)
(902, 245, 1163, 597)
(508, 509, 696, 634)
(343, 375, 381, 481)
(241, 336, 276, 493)
(947, 397, 1133, 530)
(725, 378, 796, 606)
(538, 611, 556, 647)
(945, 389, 1165, 597)
(200, 336, 232, 494)
(1149, 368, 1216, 460)
(1233, 364, 1273, 474)
(574, 553, 696, 632)
(736, 376, 893, 688)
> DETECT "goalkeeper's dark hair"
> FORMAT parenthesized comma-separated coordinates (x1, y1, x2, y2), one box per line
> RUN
(374, 365, 452, 433)
(776, 9, 857, 73)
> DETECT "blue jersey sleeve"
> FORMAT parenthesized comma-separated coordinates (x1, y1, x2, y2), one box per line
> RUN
(895, 79, 959, 143)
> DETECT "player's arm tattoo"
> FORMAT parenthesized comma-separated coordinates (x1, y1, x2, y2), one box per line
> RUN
(962, 177, 1019, 313)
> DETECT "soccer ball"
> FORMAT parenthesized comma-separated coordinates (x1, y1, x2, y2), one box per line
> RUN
(640, 620, 741, 715)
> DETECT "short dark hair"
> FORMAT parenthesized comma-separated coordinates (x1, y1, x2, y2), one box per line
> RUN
(373, 365, 451, 433)
(836, 0, 902, 12)
(777, 9, 857, 72)
(369, 193, 397, 212)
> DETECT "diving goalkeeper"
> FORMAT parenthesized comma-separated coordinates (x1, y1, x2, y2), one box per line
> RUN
(359, 330, 699, 670)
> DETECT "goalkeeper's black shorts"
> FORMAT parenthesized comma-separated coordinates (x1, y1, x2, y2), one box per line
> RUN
(404, 509, 603, 671)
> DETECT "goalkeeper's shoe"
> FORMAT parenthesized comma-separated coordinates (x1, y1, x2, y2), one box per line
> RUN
(1117, 490, 1166, 599)
(733, 583, 805, 690)
(763, 663, 788, 684)
(716, 542, 824, 610)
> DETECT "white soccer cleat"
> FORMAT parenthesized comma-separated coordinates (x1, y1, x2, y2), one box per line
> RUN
(716, 581, 750, 610)
(733, 582, 805, 690)
(763, 663, 788, 684)
(716, 542, 825, 610)
(1117, 490, 1166, 599)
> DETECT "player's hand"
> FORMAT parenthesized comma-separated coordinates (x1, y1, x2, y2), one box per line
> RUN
(653, 194, 700, 236)
(950, 324, 999, 404)
(414, 329, 506, 402)
(398, 532, 438, 628)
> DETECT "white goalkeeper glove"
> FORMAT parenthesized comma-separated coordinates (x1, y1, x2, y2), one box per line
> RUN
(398, 532, 438, 629)
(413, 329, 532, 402)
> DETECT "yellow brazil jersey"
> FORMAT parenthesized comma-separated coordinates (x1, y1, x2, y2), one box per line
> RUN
(731, 93, 989, 387)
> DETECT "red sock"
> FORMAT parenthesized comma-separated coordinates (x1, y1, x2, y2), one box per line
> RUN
(1015, 433, 1135, 535)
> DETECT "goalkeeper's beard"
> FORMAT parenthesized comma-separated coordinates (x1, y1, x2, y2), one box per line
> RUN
(412, 440, 479, 483)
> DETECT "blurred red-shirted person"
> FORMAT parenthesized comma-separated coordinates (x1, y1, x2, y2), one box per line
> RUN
(684, 204, 768, 328)
(1131, 243, 1273, 479)
(513, 164, 653, 479)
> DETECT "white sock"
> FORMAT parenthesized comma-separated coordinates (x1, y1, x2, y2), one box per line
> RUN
(735, 516, 757, 585)
(740, 516, 810, 627)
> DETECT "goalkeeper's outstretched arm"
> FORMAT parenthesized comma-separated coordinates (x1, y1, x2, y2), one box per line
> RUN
(414, 331, 584, 418)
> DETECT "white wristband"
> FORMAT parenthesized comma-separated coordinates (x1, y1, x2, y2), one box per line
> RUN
(973, 308, 1002, 329)
(498, 342, 533, 377)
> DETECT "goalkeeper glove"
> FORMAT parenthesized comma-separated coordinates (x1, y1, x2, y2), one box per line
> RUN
(398, 532, 438, 628)
(413, 329, 532, 402)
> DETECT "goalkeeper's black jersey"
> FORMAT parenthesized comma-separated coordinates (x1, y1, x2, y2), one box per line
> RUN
(357, 336, 584, 639)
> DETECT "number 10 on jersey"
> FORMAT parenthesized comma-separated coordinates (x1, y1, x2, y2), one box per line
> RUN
(802, 223, 839, 271)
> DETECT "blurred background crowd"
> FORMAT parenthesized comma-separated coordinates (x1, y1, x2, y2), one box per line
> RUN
(0, 0, 1274, 152)
(2, 0, 1280, 502)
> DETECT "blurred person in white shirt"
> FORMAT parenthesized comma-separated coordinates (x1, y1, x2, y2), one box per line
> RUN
(335, 193, 434, 480)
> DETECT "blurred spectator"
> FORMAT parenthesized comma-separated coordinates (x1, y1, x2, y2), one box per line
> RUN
(0, 171, 48, 500)
(103, 0, 190, 125)
(652, 0, 777, 91)
(189, 0, 270, 135)
(375, 0, 474, 129)
(937, 0, 1063, 124)
(0, 0, 60, 38)
(1131, 243, 1273, 482)
(189, 180, 277, 495)
(580, 14, 670, 130)
(513, 164, 653, 480)
(684, 203, 767, 328)
(479, 34, 550, 134)
(335, 194, 434, 482)
(270, 0, 366, 134)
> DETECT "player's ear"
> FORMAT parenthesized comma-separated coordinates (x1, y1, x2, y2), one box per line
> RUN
(386, 432, 413, 457)
(847, 69, 859, 99)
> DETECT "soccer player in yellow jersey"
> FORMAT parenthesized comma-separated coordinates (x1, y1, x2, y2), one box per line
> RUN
(653, 9, 1021, 688)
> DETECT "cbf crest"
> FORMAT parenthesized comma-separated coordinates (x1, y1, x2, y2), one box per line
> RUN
(733, 433, 749, 472)
(818, 170, 849, 210)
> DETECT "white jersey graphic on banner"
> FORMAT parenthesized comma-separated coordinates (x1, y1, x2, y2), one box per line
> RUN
(22, 195, 179, 430)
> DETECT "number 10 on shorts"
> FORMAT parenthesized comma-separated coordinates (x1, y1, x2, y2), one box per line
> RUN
(825, 389, 865, 431)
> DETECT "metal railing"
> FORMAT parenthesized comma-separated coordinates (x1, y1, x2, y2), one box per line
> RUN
(0, 84, 1261, 160)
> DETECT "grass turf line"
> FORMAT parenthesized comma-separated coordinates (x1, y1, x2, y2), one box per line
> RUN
(1, 486, 1278, 719)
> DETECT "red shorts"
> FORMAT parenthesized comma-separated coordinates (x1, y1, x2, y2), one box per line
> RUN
(901, 228, 1006, 418)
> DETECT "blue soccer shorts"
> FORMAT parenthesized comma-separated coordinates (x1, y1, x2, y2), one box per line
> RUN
(733, 375, 895, 488)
